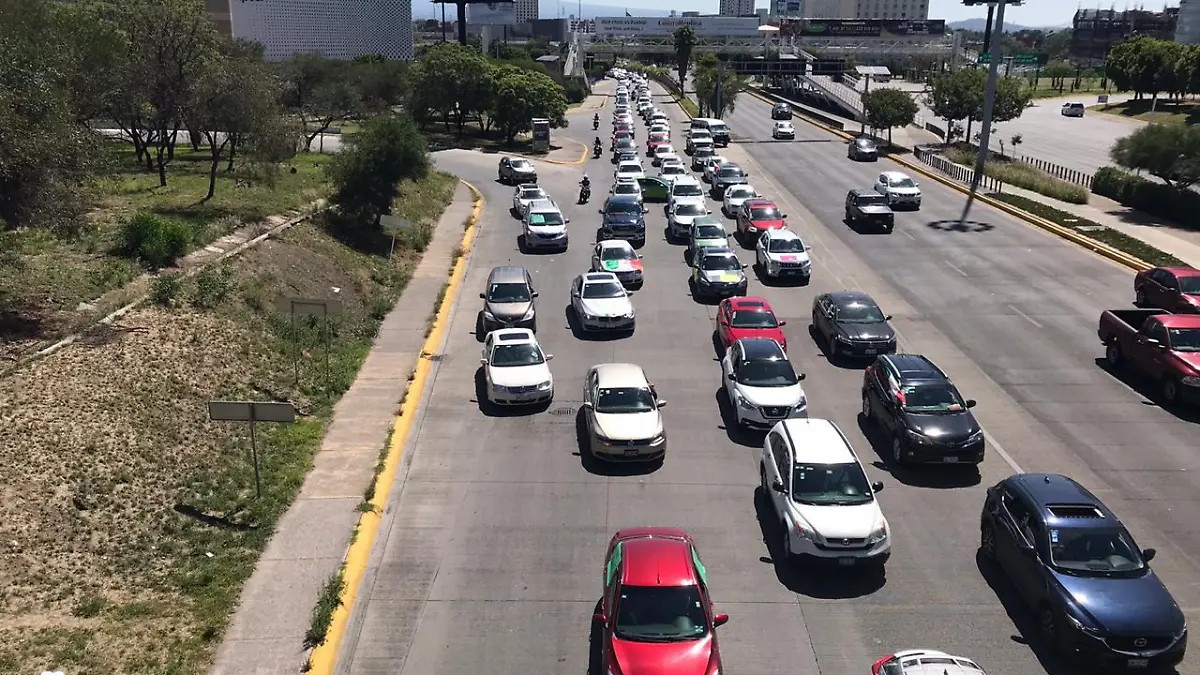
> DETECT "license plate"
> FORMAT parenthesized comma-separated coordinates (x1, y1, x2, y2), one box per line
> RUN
(943, 456, 959, 463)
(863, 349, 876, 355)
(1128, 659, 1149, 668)
(625, 448, 639, 455)
(838, 557, 855, 566)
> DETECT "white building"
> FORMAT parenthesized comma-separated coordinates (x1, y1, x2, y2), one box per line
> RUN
(216, 0, 414, 61)
(515, 0, 538, 22)
(798, 0, 929, 19)
(1178, 0, 1200, 44)
(720, 0, 757, 16)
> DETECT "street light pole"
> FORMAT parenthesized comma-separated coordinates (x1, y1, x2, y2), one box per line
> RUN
(960, 0, 1007, 227)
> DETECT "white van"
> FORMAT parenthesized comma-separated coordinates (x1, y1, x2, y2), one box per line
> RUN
(690, 117, 731, 147)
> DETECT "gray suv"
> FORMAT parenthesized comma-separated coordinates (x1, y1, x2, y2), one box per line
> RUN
(710, 163, 749, 197)
(479, 266, 538, 333)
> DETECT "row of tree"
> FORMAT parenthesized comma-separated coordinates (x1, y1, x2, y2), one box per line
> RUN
(1105, 36, 1200, 101)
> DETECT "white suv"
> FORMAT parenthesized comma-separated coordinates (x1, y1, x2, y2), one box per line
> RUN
(759, 418, 890, 567)
(721, 338, 807, 429)
(755, 228, 812, 283)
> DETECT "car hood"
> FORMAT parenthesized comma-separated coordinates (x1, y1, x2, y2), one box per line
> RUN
(527, 224, 566, 235)
(901, 410, 979, 440)
(604, 214, 644, 227)
(578, 297, 633, 317)
(859, 205, 893, 215)
(593, 410, 663, 440)
(855, 144, 878, 153)
(1054, 571, 1185, 635)
(1173, 352, 1200, 372)
(765, 250, 811, 265)
(611, 635, 714, 675)
(695, 237, 729, 250)
(672, 196, 706, 208)
(485, 300, 532, 319)
(489, 363, 551, 388)
(617, 171, 645, 180)
(728, 327, 786, 346)
(510, 165, 536, 174)
(733, 382, 804, 407)
(794, 501, 882, 540)
(887, 187, 920, 196)
(715, 176, 747, 185)
(673, 214, 702, 227)
(701, 269, 745, 284)
(749, 219, 786, 230)
(834, 321, 894, 341)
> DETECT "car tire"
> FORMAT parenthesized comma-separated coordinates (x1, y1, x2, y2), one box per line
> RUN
(979, 520, 997, 561)
(891, 434, 908, 467)
(1038, 605, 1062, 653)
(1135, 288, 1148, 307)
(1105, 341, 1123, 367)
(861, 392, 872, 423)
(1163, 377, 1182, 406)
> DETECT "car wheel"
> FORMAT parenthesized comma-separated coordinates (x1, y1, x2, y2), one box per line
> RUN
(1135, 288, 1148, 307)
(1105, 341, 1123, 367)
(1164, 377, 1181, 406)
(861, 392, 871, 422)
(1038, 605, 1061, 652)
(891, 434, 907, 467)
(979, 520, 997, 561)
(844, 208, 852, 222)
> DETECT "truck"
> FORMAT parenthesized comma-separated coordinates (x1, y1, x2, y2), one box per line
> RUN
(1098, 308, 1200, 406)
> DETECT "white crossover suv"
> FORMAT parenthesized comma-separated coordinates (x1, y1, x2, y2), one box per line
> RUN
(873, 171, 922, 210)
(755, 227, 811, 283)
(721, 337, 807, 429)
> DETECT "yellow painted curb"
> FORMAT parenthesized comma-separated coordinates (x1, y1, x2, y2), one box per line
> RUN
(305, 180, 485, 675)
(746, 87, 1151, 272)
(541, 137, 589, 166)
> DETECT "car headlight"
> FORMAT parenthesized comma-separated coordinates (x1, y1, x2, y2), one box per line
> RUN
(906, 429, 932, 445)
(699, 276, 711, 285)
(624, 311, 635, 319)
(483, 310, 495, 321)
(650, 433, 666, 446)
(735, 393, 756, 410)
(493, 385, 510, 393)
(537, 380, 552, 391)
(834, 334, 850, 343)
(521, 307, 535, 320)
(795, 396, 807, 410)
(1182, 376, 1200, 387)
(868, 522, 888, 544)
(1064, 612, 1101, 636)
(967, 430, 984, 443)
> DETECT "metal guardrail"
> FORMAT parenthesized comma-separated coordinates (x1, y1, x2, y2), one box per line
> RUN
(914, 147, 1004, 193)
(1018, 155, 1093, 189)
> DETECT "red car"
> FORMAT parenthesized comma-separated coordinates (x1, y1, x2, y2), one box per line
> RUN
(595, 528, 727, 675)
(646, 132, 669, 152)
(716, 297, 788, 351)
(735, 198, 787, 246)
(1134, 265, 1200, 313)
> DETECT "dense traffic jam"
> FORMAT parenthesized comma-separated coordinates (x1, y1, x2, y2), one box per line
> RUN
(481, 67, 1192, 675)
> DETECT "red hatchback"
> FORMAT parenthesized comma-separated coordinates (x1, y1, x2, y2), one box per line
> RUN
(1134, 265, 1200, 313)
(735, 198, 786, 246)
(716, 297, 788, 351)
(596, 528, 727, 675)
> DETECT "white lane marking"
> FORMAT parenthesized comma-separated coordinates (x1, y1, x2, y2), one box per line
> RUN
(1008, 304, 1043, 329)
(900, 229, 915, 241)
(945, 260, 969, 277)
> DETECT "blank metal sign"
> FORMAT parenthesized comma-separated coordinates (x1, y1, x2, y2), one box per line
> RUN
(207, 401, 297, 423)
(274, 296, 343, 317)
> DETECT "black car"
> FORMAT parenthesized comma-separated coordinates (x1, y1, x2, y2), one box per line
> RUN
(844, 189, 894, 232)
(810, 291, 896, 358)
(861, 353, 984, 465)
(771, 103, 792, 120)
(598, 194, 647, 247)
(848, 136, 879, 161)
(612, 139, 637, 162)
(980, 473, 1186, 670)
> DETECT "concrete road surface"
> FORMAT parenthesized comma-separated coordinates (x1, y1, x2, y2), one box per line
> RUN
(331, 84, 1200, 675)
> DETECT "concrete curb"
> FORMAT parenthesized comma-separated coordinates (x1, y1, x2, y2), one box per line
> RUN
(303, 180, 484, 675)
(511, 137, 589, 167)
(744, 88, 1152, 273)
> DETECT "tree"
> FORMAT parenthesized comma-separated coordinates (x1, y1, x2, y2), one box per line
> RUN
(486, 65, 568, 146)
(407, 42, 490, 136)
(673, 26, 696, 91)
(1042, 60, 1073, 94)
(861, 87, 918, 147)
(692, 58, 747, 119)
(326, 114, 430, 231)
(1110, 123, 1200, 189)
(926, 70, 981, 142)
(279, 54, 363, 151)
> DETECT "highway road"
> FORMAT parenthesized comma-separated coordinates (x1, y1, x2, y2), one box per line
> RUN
(331, 83, 1200, 675)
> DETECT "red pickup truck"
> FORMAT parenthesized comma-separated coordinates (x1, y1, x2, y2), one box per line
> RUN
(1098, 308, 1200, 405)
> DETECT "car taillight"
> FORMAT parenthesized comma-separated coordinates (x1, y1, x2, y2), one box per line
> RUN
(871, 655, 894, 675)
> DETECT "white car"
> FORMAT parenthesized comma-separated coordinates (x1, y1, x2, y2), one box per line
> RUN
(522, 204, 569, 251)
(870, 651, 987, 675)
(659, 164, 689, 181)
(1061, 101, 1085, 117)
(873, 171, 922, 210)
(570, 272, 636, 332)
(772, 121, 795, 140)
(610, 179, 643, 205)
(615, 160, 645, 182)
(656, 152, 682, 168)
(649, 123, 670, 136)
(702, 156, 729, 183)
(685, 131, 713, 153)
(722, 184, 760, 217)
(651, 144, 676, 166)
(581, 363, 667, 462)
(668, 201, 710, 238)
(667, 177, 706, 209)
(755, 227, 811, 283)
(512, 184, 550, 217)
(722, 337, 807, 428)
(758, 418, 890, 567)
(480, 328, 554, 406)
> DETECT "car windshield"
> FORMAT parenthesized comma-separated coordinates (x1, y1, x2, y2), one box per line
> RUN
(702, 255, 740, 271)
(750, 208, 782, 221)
(595, 386, 656, 413)
(602, 246, 636, 260)
(583, 282, 626, 299)
(490, 344, 545, 367)
(510, 159, 532, 170)
(487, 282, 531, 303)
(614, 184, 639, 194)
(614, 585, 708, 642)
(618, 164, 641, 173)
(694, 148, 714, 158)
(731, 310, 778, 328)
(1169, 327, 1200, 351)
(856, 195, 888, 207)
(675, 204, 706, 217)
(790, 463, 874, 506)
(729, 188, 755, 199)
(528, 212, 564, 226)
(695, 225, 725, 239)
(768, 238, 804, 253)
(1048, 528, 1147, 576)
(737, 359, 798, 387)
(836, 302, 886, 323)
(890, 177, 916, 188)
(606, 200, 641, 214)
(1179, 277, 1200, 293)
(520, 188, 545, 199)
(900, 384, 966, 413)
(663, 166, 685, 175)
(673, 184, 704, 197)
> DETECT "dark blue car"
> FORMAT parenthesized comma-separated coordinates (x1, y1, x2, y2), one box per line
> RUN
(598, 194, 647, 247)
(980, 473, 1186, 670)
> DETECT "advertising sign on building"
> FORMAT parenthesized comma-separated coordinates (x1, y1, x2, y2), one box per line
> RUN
(595, 16, 763, 38)
(777, 18, 946, 38)
(773, 0, 802, 15)
(468, 1, 517, 25)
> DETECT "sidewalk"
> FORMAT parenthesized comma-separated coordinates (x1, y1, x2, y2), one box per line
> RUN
(210, 183, 476, 675)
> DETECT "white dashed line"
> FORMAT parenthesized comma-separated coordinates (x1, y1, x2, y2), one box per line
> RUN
(944, 260, 969, 277)
(1008, 304, 1043, 329)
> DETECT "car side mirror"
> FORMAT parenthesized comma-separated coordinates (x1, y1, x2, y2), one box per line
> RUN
(637, 254, 644, 259)
(581, 401, 593, 409)
(771, 480, 786, 493)
(598, 209, 604, 214)
(781, 213, 788, 218)
(965, 399, 977, 408)
(656, 399, 667, 408)
(480, 358, 488, 366)
(884, 314, 893, 321)
(479, 292, 487, 299)
(545, 354, 554, 360)
(531, 291, 539, 298)
(1146, 338, 1163, 348)
(592, 613, 608, 626)
(1020, 545, 1037, 558)
(778, 320, 787, 327)
(713, 613, 730, 627)
(871, 481, 884, 492)
(741, 263, 748, 269)
(643, 206, 649, 213)
(797, 373, 807, 381)
(565, 218, 571, 223)
(1143, 547, 1157, 562)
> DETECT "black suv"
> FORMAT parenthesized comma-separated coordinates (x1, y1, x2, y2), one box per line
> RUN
(861, 354, 984, 466)
(771, 103, 792, 120)
(980, 474, 1186, 670)
(845, 189, 894, 232)
(598, 194, 647, 247)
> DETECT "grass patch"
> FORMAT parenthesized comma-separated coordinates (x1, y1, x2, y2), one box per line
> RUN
(944, 144, 1089, 204)
(989, 192, 1185, 267)
(1024, 77, 1108, 99)
(0, 169, 457, 675)
(304, 567, 346, 649)
(425, 282, 450, 338)
(359, 426, 394, 513)
(1091, 98, 1200, 125)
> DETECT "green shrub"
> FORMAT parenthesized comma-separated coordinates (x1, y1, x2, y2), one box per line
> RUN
(1092, 165, 1200, 228)
(943, 147, 1088, 204)
(118, 213, 192, 268)
(150, 273, 184, 307)
(192, 264, 234, 308)
(563, 77, 588, 104)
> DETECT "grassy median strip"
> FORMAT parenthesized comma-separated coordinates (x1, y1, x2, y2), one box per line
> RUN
(989, 192, 1185, 267)
(0, 170, 458, 675)
(944, 145, 1088, 204)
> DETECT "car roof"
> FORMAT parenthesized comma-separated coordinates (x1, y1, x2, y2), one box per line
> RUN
(717, 163, 743, 171)
(506, 156, 532, 164)
(828, 290, 876, 306)
(487, 266, 528, 284)
(527, 198, 558, 211)
(1159, 314, 1200, 328)
(881, 170, 911, 179)
(593, 362, 650, 388)
(765, 227, 801, 240)
(1007, 473, 1116, 524)
(882, 353, 946, 383)
(490, 328, 536, 344)
(851, 189, 887, 198)
(730, 296, 772, 312)
(620, 535, 696, 587)
(598, 239, 634, 250)
(703, 247, 735, 257)
(778, 419, 857, 465)
(1158, 265, 1200, 277)
(517, 184, 543, 193)
(583, 272, 620, 284)
(673, 176, 702, 186)
(607, 193, 641, 204)
(738, 336, 787, 360)
(744, 198, 776, 208)
(890, 650, 986, 675)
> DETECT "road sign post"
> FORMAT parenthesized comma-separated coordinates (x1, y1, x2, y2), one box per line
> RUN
(208, 401, 297, 498)
(275, 296, 343, 394)
(380, 215, 415, 260)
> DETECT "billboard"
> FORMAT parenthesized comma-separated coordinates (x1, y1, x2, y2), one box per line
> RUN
(595, 16, 763, 38)
(777, 19, 946, 38)
(773, 0, 802, 15)
(468, 2, 517, 25)
(228, 0, 414, 61)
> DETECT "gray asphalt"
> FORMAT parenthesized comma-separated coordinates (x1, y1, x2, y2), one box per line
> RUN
(332, 84, 1200, 675)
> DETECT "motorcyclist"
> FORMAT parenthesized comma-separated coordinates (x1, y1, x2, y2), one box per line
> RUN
(593, 113, 599, 130)
(578, 174, 591, 203)
(593, 136, 603, 156)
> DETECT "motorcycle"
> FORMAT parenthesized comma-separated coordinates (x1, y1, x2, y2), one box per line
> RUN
(593, 143, 603, 158)
(593, 119, 599, 130)
(578, 184, 591, 204)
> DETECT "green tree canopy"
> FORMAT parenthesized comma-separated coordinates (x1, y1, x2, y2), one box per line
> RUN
(692, 57, 747, 119)
(407, 42, 491, 136)
(1110, 123, 1200, 189)
(925, 68, 1029, 142)
(487, 65, 569, 146)
(862, 87, 919, 146)
(326, 114, 430, 232)
(673, 26, 696, 90)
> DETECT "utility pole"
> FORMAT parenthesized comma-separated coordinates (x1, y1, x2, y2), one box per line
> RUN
(981, 4, 996, 58)
(715, 61, 723, 117)
(960, 0, 1012, 228)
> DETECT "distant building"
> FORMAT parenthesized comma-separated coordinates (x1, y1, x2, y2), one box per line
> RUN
(1071, 8, 1178, 65)
(1177, 0, 1200, 44)
(682, 11, 702, 17)
(515, 0, 538, 22)
(207, 0, 414, 61)
(719, 0, 756, 16)
(794, 0, 928, 19)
